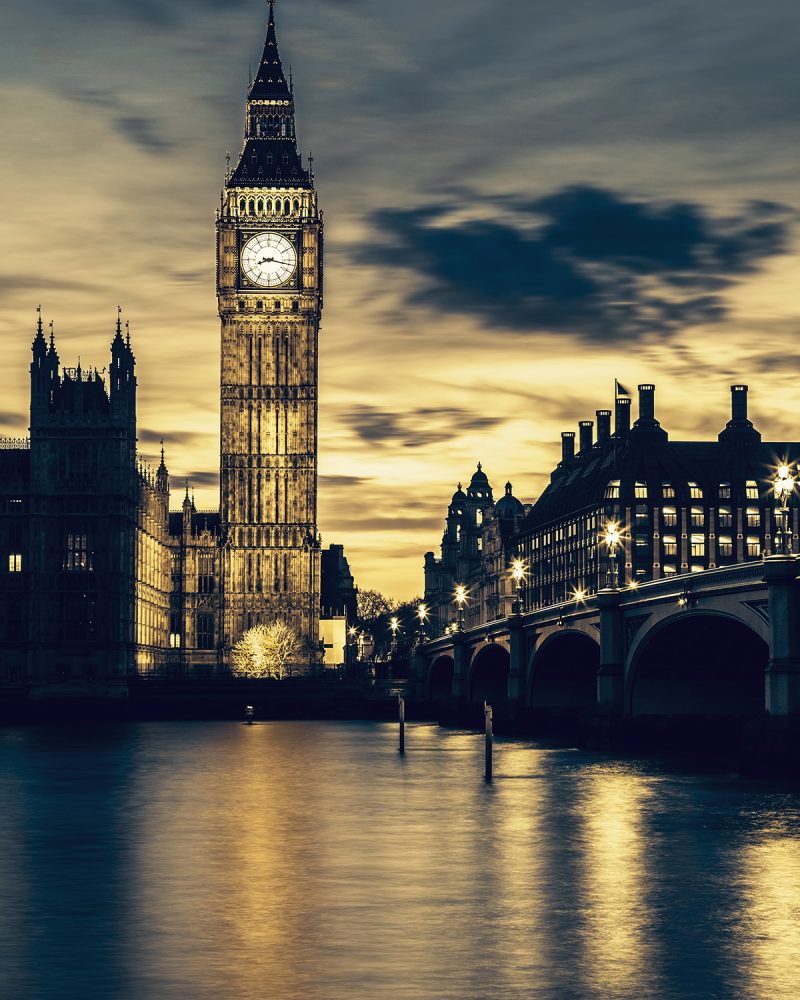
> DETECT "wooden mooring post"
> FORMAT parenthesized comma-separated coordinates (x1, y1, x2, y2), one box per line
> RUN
(484, 702, 493, 782)
(398, 696, 405, 755)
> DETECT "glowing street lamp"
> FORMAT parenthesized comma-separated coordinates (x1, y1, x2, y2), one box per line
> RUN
(573, 587, 586, 605)
(454, 584, 467, 631)
(511, 558, 526, 613)
(603, 521, 622, 590)
(416, 603, 429, 643)
(773, 463, 796, 555)
(389, 616, 400, 655)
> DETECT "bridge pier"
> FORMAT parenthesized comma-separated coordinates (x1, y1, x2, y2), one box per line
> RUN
(452, 634, 468, 700)
(596, 589, 624, 712)
(507, 614, 525, 703)
(764, 556, 800, 715)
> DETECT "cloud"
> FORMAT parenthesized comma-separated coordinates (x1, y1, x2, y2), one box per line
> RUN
(358, 187, 792, 344)
(338, 405, 505, 449)
(139, 428, 208, 447)
(184, 471, 218, 489)
(64, 87, 173, 155)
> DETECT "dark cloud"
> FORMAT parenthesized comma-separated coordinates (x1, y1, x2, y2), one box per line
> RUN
(113, 115, 173, 155)
(358, 187, 792, 344)
(140, 428, 208, 447)
(184, 471, 218, 489)
(320, 474, 373, 489)
(65, 87, 173, 155)
(339, 405, 504, 449)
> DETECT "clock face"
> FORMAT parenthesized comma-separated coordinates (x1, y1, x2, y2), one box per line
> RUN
(240, 232, 297, 287)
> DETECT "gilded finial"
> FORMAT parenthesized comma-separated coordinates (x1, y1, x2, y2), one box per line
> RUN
(36, 304, 42, 335)
(125, 320, 131, 348)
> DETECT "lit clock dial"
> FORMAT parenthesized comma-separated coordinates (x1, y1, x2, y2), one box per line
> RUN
(241, 232, 297, 287)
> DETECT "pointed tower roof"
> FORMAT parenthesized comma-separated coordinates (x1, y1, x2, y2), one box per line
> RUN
(249, 1, 291, 101)
(32, 305, 47, 355)
(228, 1, 311, 189)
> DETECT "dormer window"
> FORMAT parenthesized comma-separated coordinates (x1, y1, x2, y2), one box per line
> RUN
(605, 480, 621, 499)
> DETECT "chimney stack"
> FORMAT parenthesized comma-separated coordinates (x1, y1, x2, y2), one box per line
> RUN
(578, 420, 593, 454)
(615, 396, 631, 436)
(731, 384, 748, 422)
(596, 410, 611, 445)
(638, 384, 656, 423)
(561, 431, 575, 463)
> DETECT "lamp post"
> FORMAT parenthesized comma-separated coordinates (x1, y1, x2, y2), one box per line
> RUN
(389, 616, 400, 654)
(773, 464, 796, 556)
(604, 521, 621, 590)
(416, 603, 429, 644)
(454, 584, 467, 631)
(511, 558, 526, 613)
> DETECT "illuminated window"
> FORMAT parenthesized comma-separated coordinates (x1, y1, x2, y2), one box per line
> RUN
(691, 506, 705, 528)
(718, 507, 733, 528)
(634, 481, 648, 499)
(169, 633, 181, 649)
(662, 506, 677, 527)
(456, 525, 461, 543)
(8, 553, 22, 573)
(746, 480, 759, 500)
(718, 536, 733, 557)
(662, 482, 675, 499)
(746, 536, 761, 558)
(662, 564, 677, 575)
(719, 482, 731, 499)
(689, 482, 703, 499)
(605, 480, 621, 499)
(65, 533, 90, 572)
(476, 509, 483, 526)
(477, 537, 483, 552)
(635, 505, 649, 526)
(691, 564, 704, 573)
(663, 535, 678, 557)
(691, 534, 705, 557)
(746, 507, 760, 528)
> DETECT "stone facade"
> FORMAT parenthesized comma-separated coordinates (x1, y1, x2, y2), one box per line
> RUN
(424, 466, 530, 636)
(216, 3, 322, 664)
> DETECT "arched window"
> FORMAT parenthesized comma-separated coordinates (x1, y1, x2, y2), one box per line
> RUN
(604, 479, 621, 499)
(248, 198, 255, 214)
(266, 198, 273, 213)
(293, 198, 300, 213)
(634, 481, 647, 498)
(688, 482, 703, 499)
(275, 199, 282, 215)
(284, 198, 291, 214)
(257, 198, 263, 214)
(238, 198, 245, 214)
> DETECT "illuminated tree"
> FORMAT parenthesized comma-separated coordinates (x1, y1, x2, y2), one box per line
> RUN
(231, 620, 300, 679)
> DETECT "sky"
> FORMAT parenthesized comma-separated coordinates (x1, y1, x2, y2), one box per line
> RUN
(1, 0, 799, 599)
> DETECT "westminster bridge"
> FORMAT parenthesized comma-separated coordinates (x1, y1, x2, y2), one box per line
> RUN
(414, 556, 800, 719)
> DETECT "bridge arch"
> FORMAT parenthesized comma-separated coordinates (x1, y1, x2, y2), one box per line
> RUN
(468, 643, 510, 704)
(528, 629, 600, 710)
(627, 611, 767, 717)
(428, 655, 454, 703)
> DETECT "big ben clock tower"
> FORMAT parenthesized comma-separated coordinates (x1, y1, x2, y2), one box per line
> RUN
(217, 0, 322, 663)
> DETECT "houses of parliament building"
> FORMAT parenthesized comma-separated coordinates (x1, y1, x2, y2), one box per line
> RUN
(0, 4, 355, 684)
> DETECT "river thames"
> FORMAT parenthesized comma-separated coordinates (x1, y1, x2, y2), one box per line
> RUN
(0, 721, 798, 1000)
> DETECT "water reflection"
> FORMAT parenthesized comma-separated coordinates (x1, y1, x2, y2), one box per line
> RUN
(578, 767, 659, 998)
(739, 836, 800, 998)
(0, 722, 798, 1000)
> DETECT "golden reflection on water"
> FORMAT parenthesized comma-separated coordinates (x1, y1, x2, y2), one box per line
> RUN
(579, 767, 658, 999)
(739, 836, 800, 999)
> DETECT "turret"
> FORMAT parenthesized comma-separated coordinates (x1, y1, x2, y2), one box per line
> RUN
(110, 309, 136, 427)
(156, 440, 169, 494)
(182, 481, 193, 537)
(30, 306, 49, 423)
